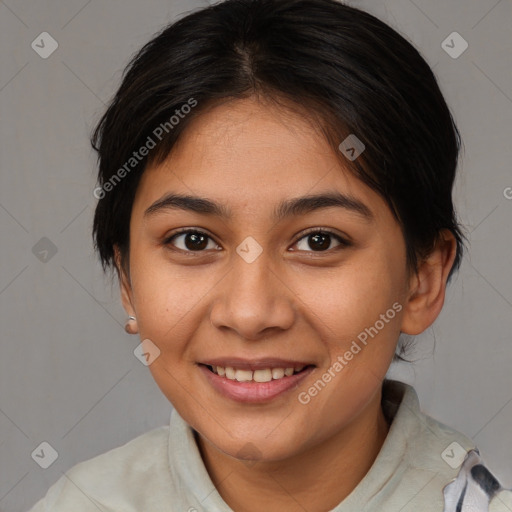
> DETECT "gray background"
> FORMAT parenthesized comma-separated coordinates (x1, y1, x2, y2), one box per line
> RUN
(0, 0, 511, 510)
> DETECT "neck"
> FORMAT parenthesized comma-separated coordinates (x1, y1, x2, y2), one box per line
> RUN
(196, 389, 389, 512)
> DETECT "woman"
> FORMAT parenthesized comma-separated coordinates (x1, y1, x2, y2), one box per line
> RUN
(29, 0, 511, 510)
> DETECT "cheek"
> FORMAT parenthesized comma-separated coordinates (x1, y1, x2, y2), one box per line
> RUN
(128, 251, 225, 360)
(290, 252, 406, 416)
(295, 261, 403, 431)
(295, 253, 404, 344)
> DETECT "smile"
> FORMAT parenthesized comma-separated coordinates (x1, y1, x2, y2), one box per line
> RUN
(207, 364, 307, 382)
(199, 362, 315, 403)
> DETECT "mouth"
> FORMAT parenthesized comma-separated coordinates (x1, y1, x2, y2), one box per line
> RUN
(198, 360, 315, 403)
(203, 363, 313, 382)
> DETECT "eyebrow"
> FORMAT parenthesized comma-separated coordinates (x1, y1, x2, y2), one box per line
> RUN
(144, 191, 373, 222)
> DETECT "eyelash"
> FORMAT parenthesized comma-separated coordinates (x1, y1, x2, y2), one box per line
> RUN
(162, 227, 351, 254)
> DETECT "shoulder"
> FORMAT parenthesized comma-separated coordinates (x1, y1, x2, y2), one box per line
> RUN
(490, 489, 512, 511)
(443, 449, 512, 512)
(380, 381, 511, 511)
(384, 380, 478, 475)
(28, 425, 172, 512)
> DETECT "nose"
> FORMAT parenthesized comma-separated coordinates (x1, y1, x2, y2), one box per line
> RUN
(209, 249, 296, 341)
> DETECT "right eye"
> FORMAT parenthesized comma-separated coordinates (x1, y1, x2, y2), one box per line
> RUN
(163, 229, 221, 253)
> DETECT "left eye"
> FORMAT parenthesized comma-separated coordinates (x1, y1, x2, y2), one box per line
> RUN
(164, 229, 349, 253)
(293, 230, 349, 252)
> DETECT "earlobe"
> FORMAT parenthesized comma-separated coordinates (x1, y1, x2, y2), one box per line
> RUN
(124, 315, 138, 334)
(114, 245, 139, 334)
(400, 230, 457, 335)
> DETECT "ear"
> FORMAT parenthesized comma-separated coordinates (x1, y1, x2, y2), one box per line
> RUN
(400, 230, 457, 335)
(114, 245, 136, 318)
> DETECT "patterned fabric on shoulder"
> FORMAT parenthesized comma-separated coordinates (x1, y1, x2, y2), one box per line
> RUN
(443, 449, 512, 512)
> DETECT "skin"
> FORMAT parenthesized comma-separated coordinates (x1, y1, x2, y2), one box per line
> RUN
(117, 96, 457, 512)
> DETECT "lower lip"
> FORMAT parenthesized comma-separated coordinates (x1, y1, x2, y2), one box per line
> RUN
(199, 364, 314, 403)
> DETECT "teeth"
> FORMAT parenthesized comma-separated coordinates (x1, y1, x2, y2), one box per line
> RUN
(209, 364, 307, 382)
(235, 369, 253, 382)
(253, 369, 272, 382)
(272, 368, 285, 379)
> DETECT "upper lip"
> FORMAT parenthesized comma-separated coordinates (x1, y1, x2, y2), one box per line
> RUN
(199, 358, 315, 371)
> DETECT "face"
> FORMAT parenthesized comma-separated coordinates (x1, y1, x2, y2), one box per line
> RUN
(120, 97, 412, 462)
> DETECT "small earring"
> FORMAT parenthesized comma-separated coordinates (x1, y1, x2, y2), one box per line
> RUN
(125, 315, 138, 334)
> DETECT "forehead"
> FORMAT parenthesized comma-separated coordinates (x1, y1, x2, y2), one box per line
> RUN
(133, 97, 391, 222)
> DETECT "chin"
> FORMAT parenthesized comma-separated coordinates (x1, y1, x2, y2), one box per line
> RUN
(204, 425, 309, 464)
